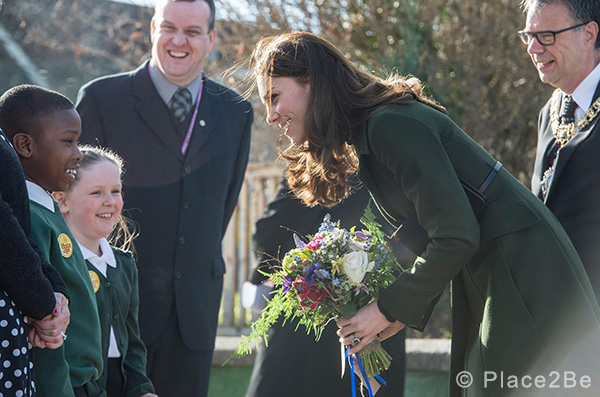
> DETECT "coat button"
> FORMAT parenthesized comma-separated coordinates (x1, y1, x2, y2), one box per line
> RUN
(175, 271, 182, 279)
(184, 166, 192, 175)
(182, 200, 190, 209)
(178, 236, 186, 245)
(113, 313, 119, 320)
(105, 282, 111, 288)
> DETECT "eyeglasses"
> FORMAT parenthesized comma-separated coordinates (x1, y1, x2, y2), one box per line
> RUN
(518, 22, 589, 46)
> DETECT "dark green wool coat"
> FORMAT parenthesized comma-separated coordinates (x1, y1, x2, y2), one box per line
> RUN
(357, 103, 600, 396)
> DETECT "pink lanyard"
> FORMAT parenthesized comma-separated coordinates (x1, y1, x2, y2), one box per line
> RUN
(181, 79, 203, 155)
(147, 63, 203, 156)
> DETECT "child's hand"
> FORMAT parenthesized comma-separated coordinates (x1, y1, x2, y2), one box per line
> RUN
(26, 317, 46, 349)
(29, 293, 70, 349)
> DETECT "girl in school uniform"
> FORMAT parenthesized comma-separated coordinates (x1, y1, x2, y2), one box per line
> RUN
(54, 146, 157, 397)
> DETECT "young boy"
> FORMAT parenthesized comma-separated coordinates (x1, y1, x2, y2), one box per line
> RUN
(0, 85, 103, 397)
(0, 124, 68, 395)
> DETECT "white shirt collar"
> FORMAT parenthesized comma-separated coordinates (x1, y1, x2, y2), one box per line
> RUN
(78, 238, 117, 268)
(571, 62, 600, 114)
(26, 181, 55, 212)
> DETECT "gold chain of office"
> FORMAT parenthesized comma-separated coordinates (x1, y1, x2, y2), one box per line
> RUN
(550, 89, 600, 146)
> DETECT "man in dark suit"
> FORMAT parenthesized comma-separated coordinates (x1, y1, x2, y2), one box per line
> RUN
(522, 0, 600, 301)
(75, 0, 253, 395)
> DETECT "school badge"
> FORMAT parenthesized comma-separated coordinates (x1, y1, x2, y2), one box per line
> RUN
(57, 233, 73, 258)
(89, 271, 100, 293)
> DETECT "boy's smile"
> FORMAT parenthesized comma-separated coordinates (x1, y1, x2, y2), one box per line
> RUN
(25, 108, 83, 192)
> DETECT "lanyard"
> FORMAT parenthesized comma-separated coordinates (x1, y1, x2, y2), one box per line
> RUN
(181, 79, 203, 155)
(147, 63, 204, 156)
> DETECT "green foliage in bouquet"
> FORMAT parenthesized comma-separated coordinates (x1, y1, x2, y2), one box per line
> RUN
(231, 204, 403, 371)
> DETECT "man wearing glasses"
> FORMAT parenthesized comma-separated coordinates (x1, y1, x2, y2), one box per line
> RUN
(520, 0, 600, 302)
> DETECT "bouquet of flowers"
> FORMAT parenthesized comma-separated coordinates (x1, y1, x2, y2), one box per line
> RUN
(233, 205, 402, 391)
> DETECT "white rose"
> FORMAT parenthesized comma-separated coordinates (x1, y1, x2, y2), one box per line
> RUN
(341, 250, 374, 284)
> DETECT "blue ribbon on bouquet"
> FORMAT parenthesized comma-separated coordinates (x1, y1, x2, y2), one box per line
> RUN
(345, 347, 387, 397)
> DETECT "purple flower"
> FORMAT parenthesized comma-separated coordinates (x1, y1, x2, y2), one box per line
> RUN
(282, 276, 294, 294)
(355, 231, 369, 240)
(304, 263, 320, 285)
(354, 283, 370, 296)
(294, 234, 307, 249)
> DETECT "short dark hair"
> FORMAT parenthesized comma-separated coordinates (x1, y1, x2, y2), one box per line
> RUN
(521, 0, 600, 48)
(0, 84, 74, 141)
(163, 0, 216, 31)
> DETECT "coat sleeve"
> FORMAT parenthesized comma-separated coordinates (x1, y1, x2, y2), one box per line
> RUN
(367, 111, 480, 329)
(221, 105, 253, 238)
(76, 84, 106, 147)
(31, 238, 68, 298)
(0, 193, 57, 320)
(122, 261, 155, 397)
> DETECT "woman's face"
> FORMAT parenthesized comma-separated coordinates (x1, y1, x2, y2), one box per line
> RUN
(257, 75, 311, 146)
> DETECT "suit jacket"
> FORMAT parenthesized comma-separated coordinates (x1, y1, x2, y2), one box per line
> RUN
(76, 60, 253, 351)
(532, 85, 600, 300)
(358, 103, 600, 395)
(245, 179, 406, 397)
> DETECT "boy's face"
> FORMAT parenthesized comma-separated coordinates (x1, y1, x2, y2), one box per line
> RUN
(25, 108, 83, 192)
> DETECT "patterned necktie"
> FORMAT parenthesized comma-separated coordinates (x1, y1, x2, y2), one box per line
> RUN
(170, 87, 192, 123)
(560, 95, 577, 124)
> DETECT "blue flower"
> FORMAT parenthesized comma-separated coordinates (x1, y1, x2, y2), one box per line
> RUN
(318, 214, 334, 232)
(332, 278, 340, 287)
(315, 268, 330, 279)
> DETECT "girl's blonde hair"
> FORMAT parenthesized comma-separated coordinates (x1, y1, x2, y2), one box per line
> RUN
(69, 145, 138, 253)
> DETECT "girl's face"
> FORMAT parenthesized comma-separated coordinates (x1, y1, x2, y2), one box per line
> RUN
(57, 160, 123, 251)
(257, 75, 311, 146)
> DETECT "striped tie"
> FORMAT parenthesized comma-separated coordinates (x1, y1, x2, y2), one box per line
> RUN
(170, 87, 192, 123)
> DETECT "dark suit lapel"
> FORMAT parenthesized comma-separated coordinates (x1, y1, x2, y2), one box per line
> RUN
(131, 61, 184, 163)
(184, 78, 224, 159)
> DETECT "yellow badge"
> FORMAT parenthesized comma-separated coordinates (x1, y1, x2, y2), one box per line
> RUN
(89, 271, 100, 293)
(57, 234, 73, 258)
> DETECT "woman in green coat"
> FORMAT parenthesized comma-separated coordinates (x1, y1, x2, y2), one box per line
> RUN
(250, 32, 600, 395)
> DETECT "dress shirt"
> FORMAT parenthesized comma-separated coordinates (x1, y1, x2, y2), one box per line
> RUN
(148, 59, 202, 105)
(571, 62, 600, 120)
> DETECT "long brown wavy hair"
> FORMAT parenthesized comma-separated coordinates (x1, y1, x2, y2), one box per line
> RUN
(250, 32, 445, 207)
